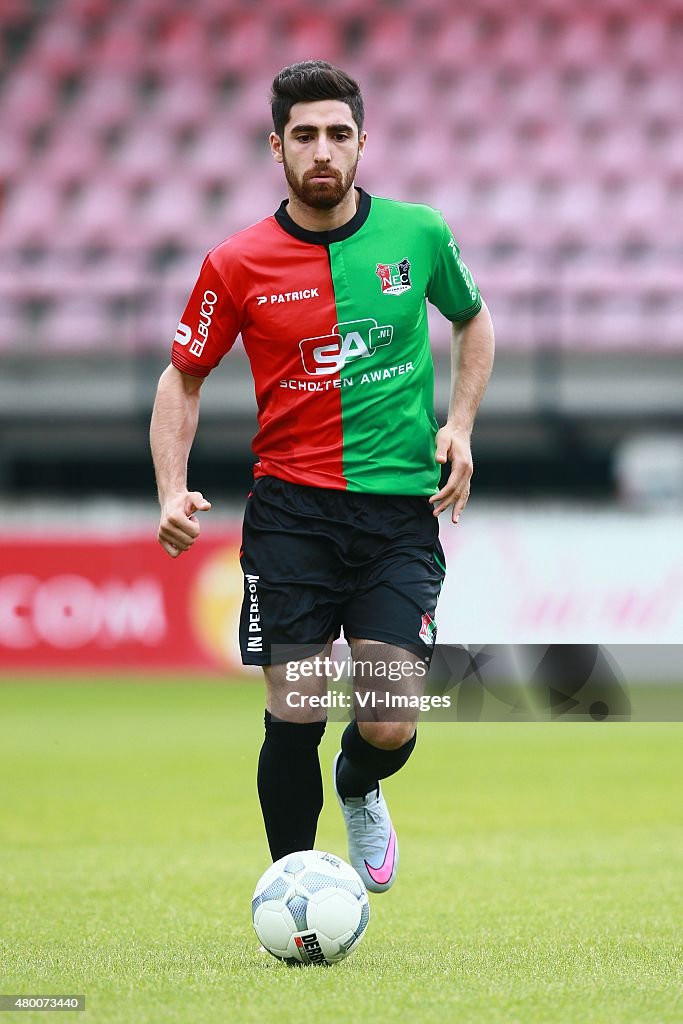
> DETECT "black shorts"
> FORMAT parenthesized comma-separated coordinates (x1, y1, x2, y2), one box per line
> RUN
(238, 476, 446, 666)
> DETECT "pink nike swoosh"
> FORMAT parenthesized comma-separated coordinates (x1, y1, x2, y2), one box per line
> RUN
(365, 826, 396, 886)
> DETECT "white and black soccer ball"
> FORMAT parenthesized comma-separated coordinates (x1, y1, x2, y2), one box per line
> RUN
(252, 850, 370, 965)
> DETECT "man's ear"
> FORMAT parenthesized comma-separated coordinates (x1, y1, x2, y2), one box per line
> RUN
(270, 132, 284, 164)
(358, 130, 367, 158)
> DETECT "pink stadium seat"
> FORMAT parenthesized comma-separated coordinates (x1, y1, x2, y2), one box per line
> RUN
(111, 121, 178, 186)
(588, 128, 645, 178)
(208, 14, 274, 75)
(67, 179, 140, 248)
(568, 70, 626, 126)
(40, 117, 103, 186)
(494, 21, 545, 74)
(0, 134, 29, 182)
(69, 74, 139, 133)
(147, 76, 214, 133)
(137, 178, 206, 244)
(0, 179, 63, 247)
(186, 124, 253, 187)
(225, 78, 274, 134)
(0, 70, 58, 133)
(505, 72, 561, 130)
(636, 74, 683, 126)
(659, 132, 683, 177)
(619, 16, 670, 69)
(357, 14, 420, 76)
(452, 130, 520, 183)
(423, 15, 484, 72)
(60, 0, 112, 19)
(41, 296, 118, 351)
(553, 16, 610, 72)
(87, 21, 146, 72)
(148, 14, 209, 76)
(29, 15, 88, 78)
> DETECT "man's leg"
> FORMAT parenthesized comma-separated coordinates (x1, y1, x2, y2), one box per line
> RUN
(333, 639, 427, 892)
(257, 640, 333, 861)
(335, 639, 423, 797)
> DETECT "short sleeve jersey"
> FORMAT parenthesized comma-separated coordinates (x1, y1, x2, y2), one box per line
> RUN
(171, 188, 482, 496)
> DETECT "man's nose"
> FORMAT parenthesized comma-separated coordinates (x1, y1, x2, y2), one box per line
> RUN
(313, 136, 332, 161)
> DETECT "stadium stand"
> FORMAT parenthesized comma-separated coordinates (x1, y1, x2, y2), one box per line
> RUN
(0, 0, 681, 356)
(0, 0, 681, 499)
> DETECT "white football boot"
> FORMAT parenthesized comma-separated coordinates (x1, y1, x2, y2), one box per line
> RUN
(333, 751, 398, 894)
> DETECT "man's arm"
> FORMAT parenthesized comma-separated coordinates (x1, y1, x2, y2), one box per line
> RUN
(150, 364, 211, 558)
(429, 300, 495, 522)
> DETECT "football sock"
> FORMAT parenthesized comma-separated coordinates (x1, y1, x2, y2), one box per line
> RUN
(257, 710, 327, 861)
(335, 720, 417, 799)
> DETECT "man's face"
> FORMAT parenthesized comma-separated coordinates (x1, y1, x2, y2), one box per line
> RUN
(270, 99, 366, 210)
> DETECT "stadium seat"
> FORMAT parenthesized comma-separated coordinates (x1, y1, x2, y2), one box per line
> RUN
(110, 120, 178, 187)
(70, 74, 142, 134)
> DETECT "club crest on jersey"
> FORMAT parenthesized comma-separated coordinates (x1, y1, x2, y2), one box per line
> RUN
(376, 258, 412, 296)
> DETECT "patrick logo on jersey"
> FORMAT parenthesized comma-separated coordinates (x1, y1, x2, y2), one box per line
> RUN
(299, 318, 394, 376)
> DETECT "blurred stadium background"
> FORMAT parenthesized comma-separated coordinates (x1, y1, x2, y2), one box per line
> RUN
(1, 0, 682, 672)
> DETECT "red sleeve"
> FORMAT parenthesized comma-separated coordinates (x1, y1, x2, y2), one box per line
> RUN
(171, 253, 241, 377)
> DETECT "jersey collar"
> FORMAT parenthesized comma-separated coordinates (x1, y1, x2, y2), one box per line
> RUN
(274, 187, 371, 245)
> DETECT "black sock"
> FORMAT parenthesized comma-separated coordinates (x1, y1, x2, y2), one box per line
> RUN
(335, 720, 417, 799)
(257, 710, 326, 861)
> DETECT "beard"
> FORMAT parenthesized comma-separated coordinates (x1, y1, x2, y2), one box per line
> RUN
(283, 153, 359, 210)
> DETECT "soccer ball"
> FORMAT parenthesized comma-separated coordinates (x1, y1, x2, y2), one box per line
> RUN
(252, 850, 370, 964)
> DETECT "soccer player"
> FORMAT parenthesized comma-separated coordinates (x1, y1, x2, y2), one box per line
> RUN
(150, 61, 495, 894)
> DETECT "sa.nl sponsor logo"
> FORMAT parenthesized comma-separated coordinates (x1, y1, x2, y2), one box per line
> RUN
(299, 318, 393, 376)
(174, 289, 218, 359)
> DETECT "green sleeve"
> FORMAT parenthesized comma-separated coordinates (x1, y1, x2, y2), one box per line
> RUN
(426, 215, 482, 322)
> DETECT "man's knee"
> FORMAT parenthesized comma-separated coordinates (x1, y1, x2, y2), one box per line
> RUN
(357, 720, 416, 750)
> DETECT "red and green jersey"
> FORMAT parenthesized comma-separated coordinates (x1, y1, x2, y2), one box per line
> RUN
(171, 188, 482, 496)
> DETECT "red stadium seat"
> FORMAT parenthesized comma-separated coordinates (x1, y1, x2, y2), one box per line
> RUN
(283, 15, 345, 66)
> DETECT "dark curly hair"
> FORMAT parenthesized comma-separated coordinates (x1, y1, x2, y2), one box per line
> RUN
(271, 60, 364, 138)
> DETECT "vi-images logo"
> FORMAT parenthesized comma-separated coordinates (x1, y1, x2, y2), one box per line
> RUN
(299, 318, 393, 376)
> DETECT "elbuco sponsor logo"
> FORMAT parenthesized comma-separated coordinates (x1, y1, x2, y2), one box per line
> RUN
(300, 318, 393, 376)
(256, 288, 319, 306)
(294, 932, 326, 964)
(174, 289, 217, 359)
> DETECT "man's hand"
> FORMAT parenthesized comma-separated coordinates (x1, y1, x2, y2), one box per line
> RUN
(429, 426, 473, 522)
(158, 490, 212, 558)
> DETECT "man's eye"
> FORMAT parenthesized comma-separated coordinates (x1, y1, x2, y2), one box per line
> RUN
(335, 134, 350, 141)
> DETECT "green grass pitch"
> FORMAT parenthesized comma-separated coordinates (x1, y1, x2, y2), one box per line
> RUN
(0, 679, 681, 1024)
